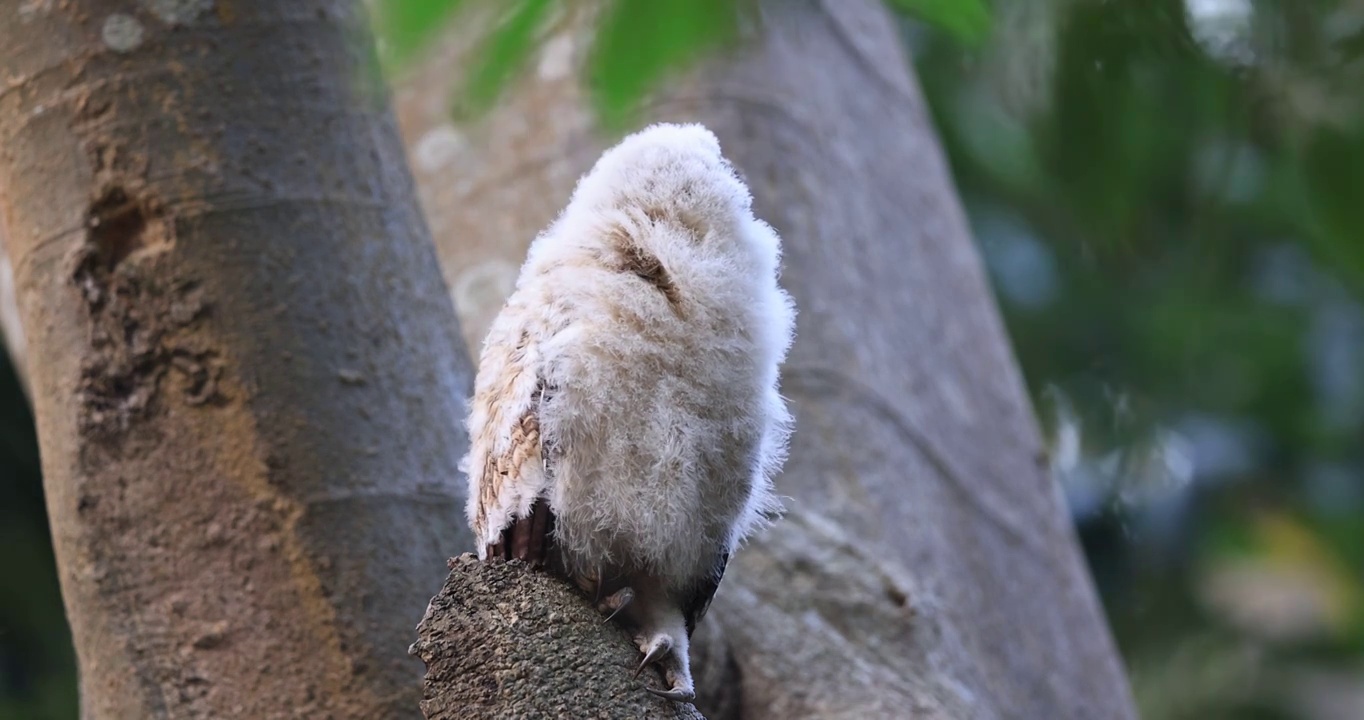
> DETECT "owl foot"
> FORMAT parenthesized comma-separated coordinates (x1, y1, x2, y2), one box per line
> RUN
(633, 632, 695, 703)
(598, 587, 635, 623)
(644, 657, 697, 702)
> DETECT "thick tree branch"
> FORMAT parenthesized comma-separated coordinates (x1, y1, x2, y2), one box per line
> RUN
(412, 555, 706, 720)
(707, 508, 974, 718)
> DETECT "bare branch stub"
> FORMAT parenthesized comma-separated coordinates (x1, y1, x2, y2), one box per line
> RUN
(412, 555, 707, 720)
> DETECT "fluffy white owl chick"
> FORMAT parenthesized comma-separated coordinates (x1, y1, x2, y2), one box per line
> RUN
(462, 122, 795, 702)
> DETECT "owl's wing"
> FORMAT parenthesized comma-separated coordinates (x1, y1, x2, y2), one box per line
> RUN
(682, 551, 730, 636)
(464, 321, 558, 565)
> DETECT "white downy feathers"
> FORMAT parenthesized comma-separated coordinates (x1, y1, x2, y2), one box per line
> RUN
(462, 121, 795, 588)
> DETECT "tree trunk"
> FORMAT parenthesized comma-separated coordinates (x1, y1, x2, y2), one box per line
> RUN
(397, 1, 1138, 718)
(0, 223, 27, 394)
(0, 2, 471, 718)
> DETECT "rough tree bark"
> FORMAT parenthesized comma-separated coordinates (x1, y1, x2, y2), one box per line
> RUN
(0, 1, 471, 718)
(400, 1, 1139, 719)
(411, 555, 707, 720)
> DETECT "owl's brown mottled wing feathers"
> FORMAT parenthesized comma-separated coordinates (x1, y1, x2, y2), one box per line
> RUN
(475, 383, 557, 566)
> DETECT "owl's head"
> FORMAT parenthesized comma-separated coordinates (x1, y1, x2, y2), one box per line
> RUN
(526, 122, 784, 315)
(567, 123, 754, 247)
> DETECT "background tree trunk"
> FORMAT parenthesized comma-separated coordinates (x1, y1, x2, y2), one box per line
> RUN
(1, 223, 28, 395)
(0, 2, 471, 718)
(395, 1, 1139, 718)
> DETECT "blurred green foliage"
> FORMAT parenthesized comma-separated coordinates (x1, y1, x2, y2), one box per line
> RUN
(587, 0, 746, 127)
(373, 0, 992, 127)
(886, 0, 991, 43)
(913, 0, 1364, 715)
(462, 0, 556, 115)
(372, 0, 470, 67)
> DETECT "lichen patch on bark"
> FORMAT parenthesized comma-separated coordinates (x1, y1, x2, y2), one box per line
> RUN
(101, 13, 145, 53)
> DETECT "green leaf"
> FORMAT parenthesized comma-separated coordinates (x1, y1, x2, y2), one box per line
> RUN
(373, 0, 469, 68)
(885, 0, 991, 44)
(1294, 126, 1364, 292)
(458, 0, 555, 115)
(588, 0, 744, 129)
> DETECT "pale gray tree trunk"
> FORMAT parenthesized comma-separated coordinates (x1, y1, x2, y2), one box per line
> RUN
(399, 1, 1138, 718)
(0, 1, 470, 717)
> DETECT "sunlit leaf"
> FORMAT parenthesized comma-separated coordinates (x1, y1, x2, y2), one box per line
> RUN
(373, 0, 469, 68)
(1295, 126, 1364, 291)
(587, 0, 746, 129)
(884, 0, 991, 44)
(1202, 512, 1363, 641)
(458, 0, 555, 115)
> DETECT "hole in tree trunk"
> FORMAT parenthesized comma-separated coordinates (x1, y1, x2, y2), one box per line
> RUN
(87, 187, 147, 270)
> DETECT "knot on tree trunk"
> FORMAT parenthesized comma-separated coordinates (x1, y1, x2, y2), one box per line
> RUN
(410, 554, 709, 719)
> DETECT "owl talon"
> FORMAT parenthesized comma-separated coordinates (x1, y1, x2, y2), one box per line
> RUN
(598, 587, 635, 623)
(637, 631, 694, 702)
(632, 635, 673, 678)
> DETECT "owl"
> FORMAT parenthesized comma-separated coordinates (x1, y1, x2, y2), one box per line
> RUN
(461, 122, 795, 702)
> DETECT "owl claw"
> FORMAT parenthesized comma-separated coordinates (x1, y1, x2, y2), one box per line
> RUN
(599, 587, 635, 624)
(632, 636, 673, 678)
(636, 631, 694, 703)
(646, 686, 696, 703)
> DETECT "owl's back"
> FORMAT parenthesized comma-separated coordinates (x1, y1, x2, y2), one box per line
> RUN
(465, 122, 793, 588)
